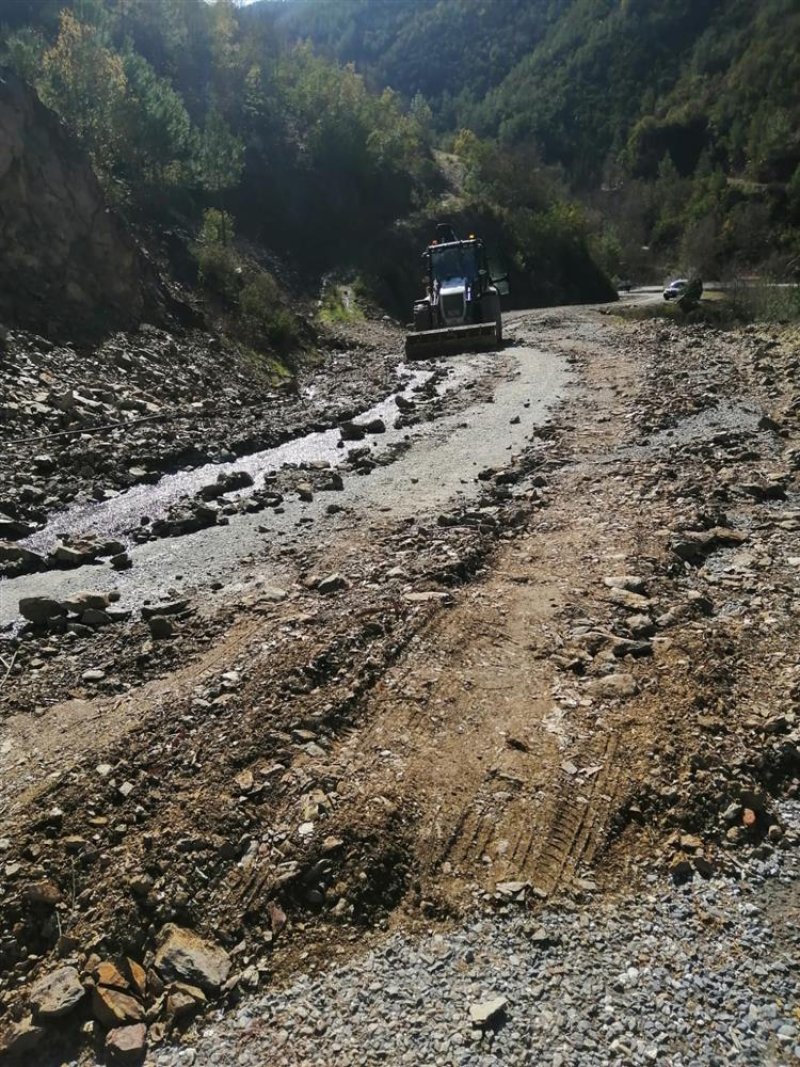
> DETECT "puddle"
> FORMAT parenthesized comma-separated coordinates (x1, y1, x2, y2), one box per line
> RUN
(20, 359, 485, 554)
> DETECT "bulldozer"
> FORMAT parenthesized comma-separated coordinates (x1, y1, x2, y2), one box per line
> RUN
(405, 225, 508, 359)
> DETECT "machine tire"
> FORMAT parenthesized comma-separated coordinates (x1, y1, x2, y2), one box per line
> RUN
(494, 315, 503, 345)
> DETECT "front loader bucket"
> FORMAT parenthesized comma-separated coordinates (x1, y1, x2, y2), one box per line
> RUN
(404, 322, 498, 360)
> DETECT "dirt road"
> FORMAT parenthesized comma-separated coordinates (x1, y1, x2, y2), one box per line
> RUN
(1, 300, 798, 1063)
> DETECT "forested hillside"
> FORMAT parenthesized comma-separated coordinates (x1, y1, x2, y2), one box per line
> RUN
(0, 0, 615, 338)
(272, 0, 800, 281)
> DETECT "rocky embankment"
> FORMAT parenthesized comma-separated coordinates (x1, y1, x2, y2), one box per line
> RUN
(0, 67, 156, 339)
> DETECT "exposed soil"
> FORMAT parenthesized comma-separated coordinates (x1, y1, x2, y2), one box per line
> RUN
(0, 302, 798, 1063)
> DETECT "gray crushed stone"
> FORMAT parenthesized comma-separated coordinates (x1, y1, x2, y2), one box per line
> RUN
(148, 802, 799, 1067)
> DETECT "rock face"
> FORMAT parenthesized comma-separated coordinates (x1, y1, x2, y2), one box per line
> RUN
(0, 67, 155, 338)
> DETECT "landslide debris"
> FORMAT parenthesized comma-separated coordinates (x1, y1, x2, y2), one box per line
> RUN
(0, 316, 405, 577)
(0, 309, 798, 1064)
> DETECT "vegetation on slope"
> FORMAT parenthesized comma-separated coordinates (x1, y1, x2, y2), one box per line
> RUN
(0, 0, 615, 332)
(271, 0, 800, 282)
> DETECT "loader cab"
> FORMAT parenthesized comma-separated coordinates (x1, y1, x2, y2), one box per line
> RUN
(429, 242, 480, 288)
(426, 238, 488, 291)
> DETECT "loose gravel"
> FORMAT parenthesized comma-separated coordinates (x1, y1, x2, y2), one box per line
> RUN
(151, 803, 799, 1067)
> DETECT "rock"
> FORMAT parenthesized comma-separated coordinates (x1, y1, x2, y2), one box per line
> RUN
(111, 552, 132, 570)
(361, 417, 386, 434)
(671, 527, 749, 565)
(105, 1023, 147, 1065)
(0, 1016, 45, 1058)
(679, 833, 703, 853)
(320, 472, 344, 491)
(141, 599, 188, 620)
(268, 901, 287, 936)
(153, 924, 231, 992)
(626, 613, 655, 637)
(607, 587, 652, 611)
(165, 982, 206, 1020)
(403, 591, 453, 604)
(611, 637, 652, 658)
(82, 608, 113, 628)
(469, 996, 508, 1028)
(693, 855, 716, 878)
(339, 421, 366, 441)
(0, 540, 44, 567)
(193, 500, 219, 524)
(18, 596, 66, 624)
(30, 965, 85, 1019)
(604, 575, 647, 594)
(63, 590, 111, 612)
(0, 514, 36, 539)
(124, 959, 147, 999)
(219, 470, 253, 492)
(23, 880, 62, 904)
(82, 668, 106, 682)
(52, 542, 98, 567)
(317, 572, 349, 595)
(148, 616, 174, 639)
(91, 986, 144, 1028)
(235, 769, 254, 793)
(587, 673, 638, 700)
(259, 586, 287, 602)
(669, 856, 693, 883)
(762, 714, 789, 735)
(94, 961, 129, 990)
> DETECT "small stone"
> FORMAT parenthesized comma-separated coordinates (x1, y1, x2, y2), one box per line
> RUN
(154, 924, 231, 992)
(469, 996, 508, 1027)
(166, 982, 206, 1020)
(587, 673, 637, 700)
(82, 668, 106, 682)
(23, 880, 62, 905)
(91, 987, 144, 1028)
(317, 572, 349, 595)
(94, 961, 129, 990)
(148, 615, 174, 639)
(669, 856, 693, 883)
(105, 1022, 147, 1064)
(679, 833, 703, 853)
(268, 900, 287, 935)
(235, 769, 254, 793)
(141, 599, 188, 619)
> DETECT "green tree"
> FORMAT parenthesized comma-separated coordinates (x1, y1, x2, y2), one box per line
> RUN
(120, 49, 193, 184)
(40, 10, 128, 176)
(193, 105, 244, 197)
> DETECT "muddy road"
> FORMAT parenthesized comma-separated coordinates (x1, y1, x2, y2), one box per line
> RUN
(0, 301, 798, 1064)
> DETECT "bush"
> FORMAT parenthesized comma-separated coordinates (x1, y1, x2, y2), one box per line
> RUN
(240, 271, 298, 350)
(194, 242, 240, 304)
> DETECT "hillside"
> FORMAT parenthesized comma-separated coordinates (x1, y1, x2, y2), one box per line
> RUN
(0, 0, 614, 342)
(270, 0, 800, 281)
